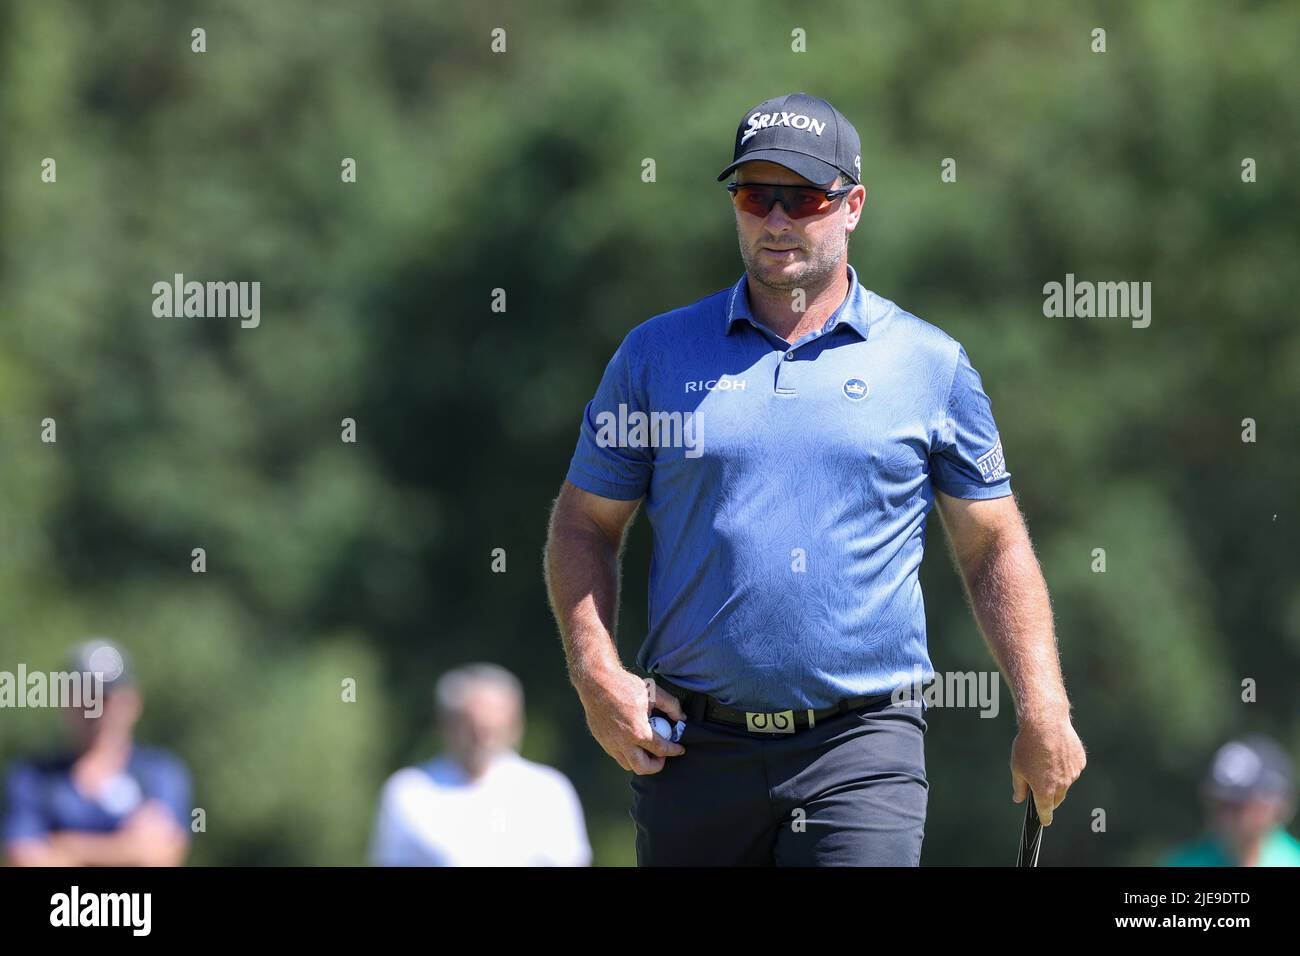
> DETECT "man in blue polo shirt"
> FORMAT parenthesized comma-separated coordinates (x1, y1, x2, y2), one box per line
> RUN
(3, 639, 192, 867)
(544, 92, 1086, 865)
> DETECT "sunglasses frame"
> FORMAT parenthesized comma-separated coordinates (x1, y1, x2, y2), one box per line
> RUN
(726, 181, 854, 219)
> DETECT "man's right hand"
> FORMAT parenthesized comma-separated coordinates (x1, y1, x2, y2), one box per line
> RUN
(576, 670, 687, 775)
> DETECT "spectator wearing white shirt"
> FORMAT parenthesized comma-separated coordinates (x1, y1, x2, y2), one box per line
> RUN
(370, 663, 591, 866)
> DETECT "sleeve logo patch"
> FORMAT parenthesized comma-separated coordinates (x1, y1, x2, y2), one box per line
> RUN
(976, 439, 1007, 482)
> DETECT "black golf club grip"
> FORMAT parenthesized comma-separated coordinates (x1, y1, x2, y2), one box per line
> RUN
(1017, 792, 1043, 867)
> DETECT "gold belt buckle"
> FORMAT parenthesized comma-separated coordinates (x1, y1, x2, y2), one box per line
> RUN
(744, 709, 797, 734)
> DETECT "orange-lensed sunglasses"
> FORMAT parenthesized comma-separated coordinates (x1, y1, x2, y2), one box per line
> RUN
(726, 182, 853, 220)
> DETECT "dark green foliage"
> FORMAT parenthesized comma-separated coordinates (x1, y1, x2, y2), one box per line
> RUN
(1, 0, 1295, 865)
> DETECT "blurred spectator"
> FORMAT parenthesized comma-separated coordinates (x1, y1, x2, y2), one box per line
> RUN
(3, 639, 192, 866)
(370, 663, 591, 866)
(1163, 735, 1300, 866)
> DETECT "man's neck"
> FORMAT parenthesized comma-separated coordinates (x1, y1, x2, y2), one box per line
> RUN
(452, 750, 510, 784)
(745, 265, 850, 344)
(1229, 834, 1266, 867)
(72, 735, 133, 791)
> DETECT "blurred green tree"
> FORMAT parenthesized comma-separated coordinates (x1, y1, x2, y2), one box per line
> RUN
(1, 0, 1296, 865)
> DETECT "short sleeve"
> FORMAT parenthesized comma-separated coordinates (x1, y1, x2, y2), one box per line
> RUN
(2, 762, 50, 843)
(537, 775, 592, 867)
(140, 752, 193, 833)
(369, 770, 442, 867)
(564, 336, 654, 500)
(931, 344, 1013, 499)
(368, 782, 408, 866)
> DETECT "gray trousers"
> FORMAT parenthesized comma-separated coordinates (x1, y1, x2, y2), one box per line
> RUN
(630, 698, 928, 866)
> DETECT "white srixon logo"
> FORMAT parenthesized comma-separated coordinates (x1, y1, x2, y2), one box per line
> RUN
(50, 886, 152, 936)
(741, 111, 827, 144)
(151, 273, 261, 328)
(594, 404, 703, 459)
(684, 377, 746, 393)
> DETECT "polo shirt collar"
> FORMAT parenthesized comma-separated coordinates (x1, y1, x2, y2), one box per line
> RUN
(724, 264, 873, 340)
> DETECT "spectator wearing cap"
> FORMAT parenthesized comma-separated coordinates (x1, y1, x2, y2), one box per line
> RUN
(369, 663, 591, 866)
(3, 639, 193, 867)
(1163, 735, 1300, 867)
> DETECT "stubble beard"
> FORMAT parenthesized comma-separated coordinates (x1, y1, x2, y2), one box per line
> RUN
(739, 221, 848, 295)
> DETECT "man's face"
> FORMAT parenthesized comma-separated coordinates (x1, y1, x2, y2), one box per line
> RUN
(440, 684, 522, 776)
(62, 686, 141, 751)
(732, 160, 866, 293)
(1207, 795, 1287, 849)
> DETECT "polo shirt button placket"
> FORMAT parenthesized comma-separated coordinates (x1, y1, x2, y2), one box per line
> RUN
(776, 347, 798, 395)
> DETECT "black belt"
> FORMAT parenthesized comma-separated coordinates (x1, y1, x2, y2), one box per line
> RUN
(649, 673, 896, 736)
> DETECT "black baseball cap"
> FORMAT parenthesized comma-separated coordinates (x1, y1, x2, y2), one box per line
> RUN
(717, 92, 862, 187)
(67, 637, 134, 693)
(1202, 735, 1294, 802)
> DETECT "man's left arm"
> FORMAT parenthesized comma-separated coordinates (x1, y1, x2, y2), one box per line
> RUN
(934, 490, 1087, 826)
(38, 802, 187, 866)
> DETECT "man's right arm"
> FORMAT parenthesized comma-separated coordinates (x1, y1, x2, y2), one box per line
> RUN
(544, 481, 639, 687)
(2, 762, 78, 866)
(6, 839, 73, 866)
(7, 802, 187, 867)
(49, 802, 188, 866)
(543, 481, 685, 774)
